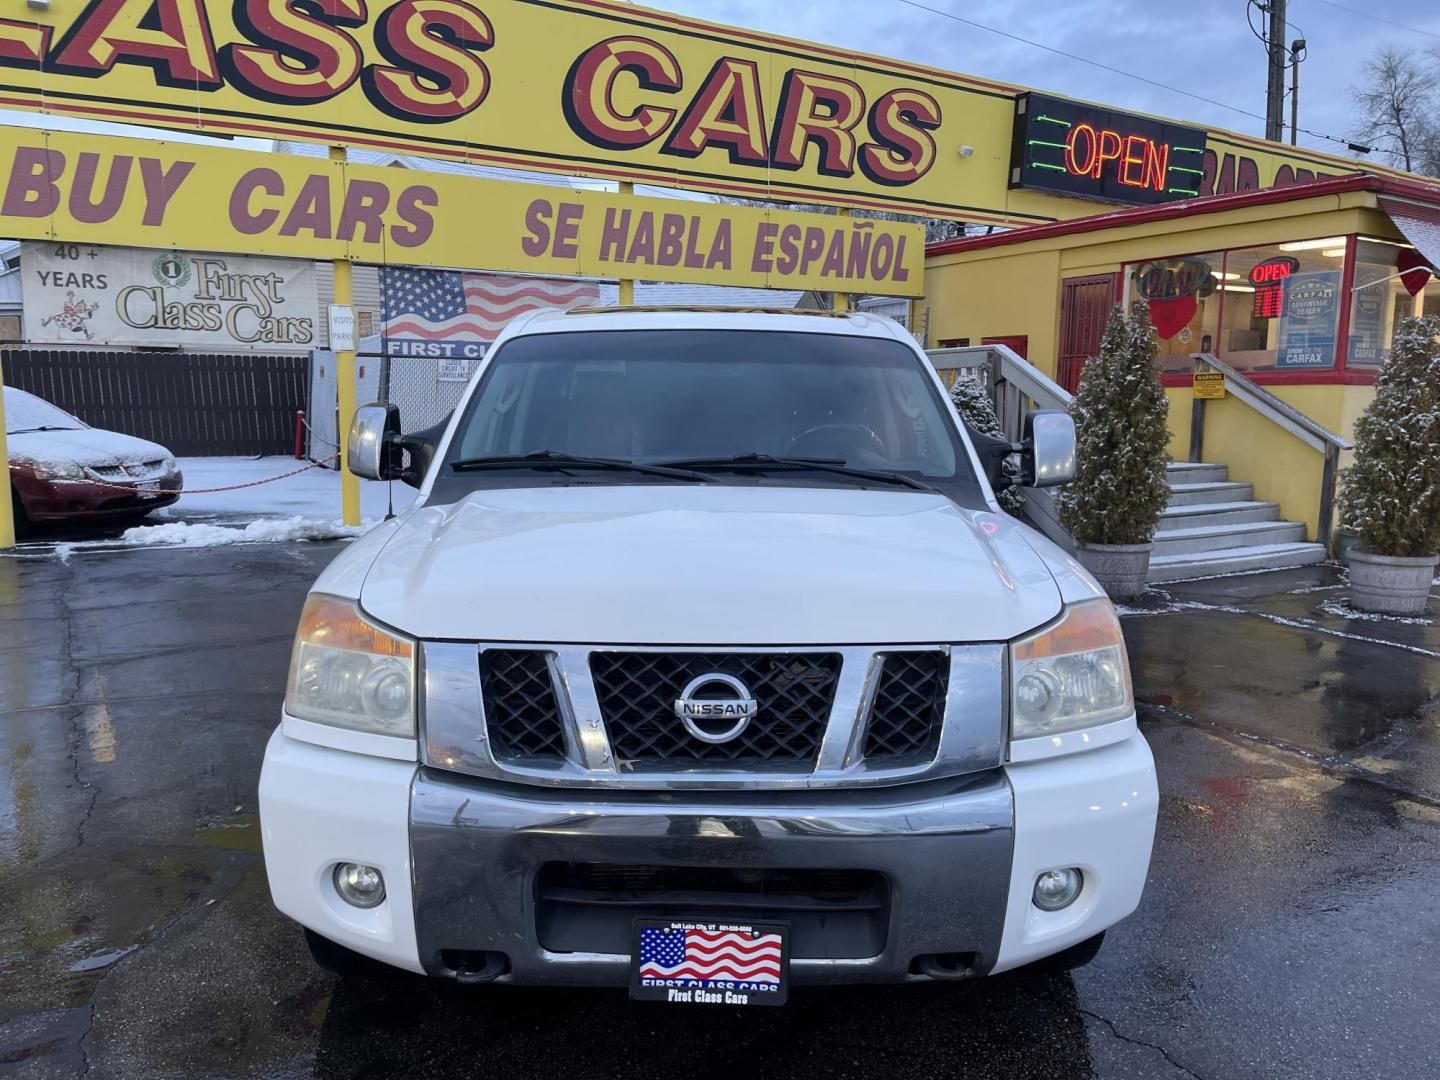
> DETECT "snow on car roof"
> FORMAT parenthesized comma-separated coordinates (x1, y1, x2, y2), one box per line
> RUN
(3, 386, 85, 434)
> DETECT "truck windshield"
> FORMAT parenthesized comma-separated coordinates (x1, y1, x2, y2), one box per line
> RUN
(442, 329, 978, 492)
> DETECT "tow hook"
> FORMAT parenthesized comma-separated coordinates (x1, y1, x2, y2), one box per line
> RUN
(446, 951, 510, 984)
(912, 953, 980, 980)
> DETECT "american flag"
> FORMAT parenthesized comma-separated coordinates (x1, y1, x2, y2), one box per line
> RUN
(637, 927, 783, 985)
(381, 269, 600, 345)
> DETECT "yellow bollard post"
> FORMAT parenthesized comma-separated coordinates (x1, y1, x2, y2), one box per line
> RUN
(331, 146, 361, 527)
(0, 350, 14, 549)
(833, 209, 851, 313)
(618, 181, 635, 305)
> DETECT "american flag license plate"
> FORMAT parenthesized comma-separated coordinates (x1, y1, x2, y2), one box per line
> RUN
(629, 920, 789, 1006)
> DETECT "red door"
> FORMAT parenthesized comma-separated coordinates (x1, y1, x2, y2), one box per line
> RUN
(982, 335, 1028, 358)
(1057, 274, 1119, 394)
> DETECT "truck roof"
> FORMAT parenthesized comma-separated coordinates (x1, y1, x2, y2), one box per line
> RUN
(502, 305, 913, 343)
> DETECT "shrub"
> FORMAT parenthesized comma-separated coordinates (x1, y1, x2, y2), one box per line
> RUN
(1339, 315, 1440, 557)
(1058, 303, 1172, 546)
(949, 376, 1025, 514)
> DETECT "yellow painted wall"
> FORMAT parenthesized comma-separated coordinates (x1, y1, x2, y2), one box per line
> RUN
(920, 249, 1062, 368)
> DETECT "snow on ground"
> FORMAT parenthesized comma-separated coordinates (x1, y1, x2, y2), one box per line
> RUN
(158, 457, 416, 524)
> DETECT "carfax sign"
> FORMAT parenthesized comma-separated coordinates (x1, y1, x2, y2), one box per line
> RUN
(21, 241, 320, 350)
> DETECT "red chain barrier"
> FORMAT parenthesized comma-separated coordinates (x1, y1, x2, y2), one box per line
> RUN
(75, 455, 340, 496)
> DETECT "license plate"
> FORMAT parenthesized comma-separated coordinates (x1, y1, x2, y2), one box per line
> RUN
(134, 480, 161, 498)
(629, 919, 789, 1006)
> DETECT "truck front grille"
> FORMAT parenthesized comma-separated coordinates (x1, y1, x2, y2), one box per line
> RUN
(422, 639, 1005, 789)
(478, 650, 567, 762)
(589, 651, 841, 768)
(863, 651, 949, 764)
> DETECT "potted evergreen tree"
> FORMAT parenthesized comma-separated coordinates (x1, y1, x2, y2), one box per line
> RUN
(949, 376, 1025, 515)
(1058, 304, 1172, 599)
(1338, 315, 1440, 615)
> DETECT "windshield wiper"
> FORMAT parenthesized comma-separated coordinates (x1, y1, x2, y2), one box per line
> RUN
(655, 453, 937, 492)
(8, 426, 80, 434)
(451, 451, 715, 482)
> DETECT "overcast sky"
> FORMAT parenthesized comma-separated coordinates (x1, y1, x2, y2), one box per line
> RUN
(648, 0, 1440, 161)
(1, 0, 1436, 163)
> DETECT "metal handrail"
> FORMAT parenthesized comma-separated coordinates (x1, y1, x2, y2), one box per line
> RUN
(929, 344, 1076, 551)
(1187, 353, 1351, 546)
(1190, 353, 1352, 454)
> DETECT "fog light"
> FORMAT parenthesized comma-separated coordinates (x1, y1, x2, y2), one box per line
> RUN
(333, 863, 386, 908)
(1032, 868, 1083, 911)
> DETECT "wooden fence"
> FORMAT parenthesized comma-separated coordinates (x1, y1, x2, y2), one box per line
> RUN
(2, 349, 307, 456)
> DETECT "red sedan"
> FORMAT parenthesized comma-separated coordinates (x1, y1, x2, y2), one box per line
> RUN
(6, 386, 182, 531)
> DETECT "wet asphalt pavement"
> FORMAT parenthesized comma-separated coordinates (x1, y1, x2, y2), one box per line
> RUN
(1, 543, 1437, 1080)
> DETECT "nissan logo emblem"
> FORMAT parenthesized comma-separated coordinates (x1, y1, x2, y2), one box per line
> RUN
(673, 673, 759, 744)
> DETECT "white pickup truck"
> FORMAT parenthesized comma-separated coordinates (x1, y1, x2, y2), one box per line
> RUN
(259, 307, 1157, 1005)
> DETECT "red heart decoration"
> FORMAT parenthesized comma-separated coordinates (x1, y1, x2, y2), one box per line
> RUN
(1396, 248, 1433, 296)
(1148, 295, 1197, 340)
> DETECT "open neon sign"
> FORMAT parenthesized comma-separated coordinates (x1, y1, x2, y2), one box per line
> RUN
(1250, 256, 1299, 318)
(1063, 126, 1171, 192)
(1010, 92, 1207, 207)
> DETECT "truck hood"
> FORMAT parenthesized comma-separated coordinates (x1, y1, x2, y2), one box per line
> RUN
(359, 486, 1063, 645)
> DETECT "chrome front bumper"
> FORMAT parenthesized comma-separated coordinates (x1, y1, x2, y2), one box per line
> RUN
(410, 766, 1015, 984)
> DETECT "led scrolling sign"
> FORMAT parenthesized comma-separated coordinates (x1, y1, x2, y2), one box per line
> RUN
(1010, 93, 1210, 207)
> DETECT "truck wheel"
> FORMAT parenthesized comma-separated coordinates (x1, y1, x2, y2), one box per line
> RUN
(1031, 931, 1105, 974)
(303, 928, 377, 979)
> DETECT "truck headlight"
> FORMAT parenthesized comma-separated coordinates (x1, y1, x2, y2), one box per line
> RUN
(1010, 600, 1132, 741)
(285, 594, 415, 738)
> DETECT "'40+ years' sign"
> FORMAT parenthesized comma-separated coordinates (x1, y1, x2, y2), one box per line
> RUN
(21, 242, 320, 351)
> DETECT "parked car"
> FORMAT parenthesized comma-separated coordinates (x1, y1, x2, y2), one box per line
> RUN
(5, 386, 181, 531)
(259, 308, 1158, 1004)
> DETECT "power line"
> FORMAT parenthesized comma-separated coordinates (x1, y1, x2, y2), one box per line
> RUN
(890, 0, 1364, 149)
(1299, 0, 1440, 41)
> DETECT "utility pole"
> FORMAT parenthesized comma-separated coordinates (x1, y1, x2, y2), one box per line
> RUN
(1264, 0, 1288, 143)
(1289, 39, 1307, 146)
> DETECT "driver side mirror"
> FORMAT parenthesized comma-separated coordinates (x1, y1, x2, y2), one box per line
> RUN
(347, 403, 404, 481)
(1019, 410, 1075, 488)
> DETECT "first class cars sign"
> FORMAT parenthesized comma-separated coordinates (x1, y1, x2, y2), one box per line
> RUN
(20, 241, 321, 350)
(0, 0, 1046, 224)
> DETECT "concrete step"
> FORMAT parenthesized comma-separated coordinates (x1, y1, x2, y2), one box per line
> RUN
(1147, 542, 1327, 582)
(1168, 481, 1254, 507)
(1152, 520, 1307, 557)
(1166, 461, 1229, 485)
(1157, 501, 1282, 531)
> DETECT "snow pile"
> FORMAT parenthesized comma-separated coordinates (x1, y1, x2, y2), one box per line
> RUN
(1317, 598, 1433, 626)
(119, 516, 364, 547)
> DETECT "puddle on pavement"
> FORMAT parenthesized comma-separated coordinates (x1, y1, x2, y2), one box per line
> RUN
(195, 813, 260, 852)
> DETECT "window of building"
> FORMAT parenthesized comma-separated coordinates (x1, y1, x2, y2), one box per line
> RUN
(1218, 240, 1347, 373)
(1121, 253, 1223, 376)
(1348, 237, 1429, 368)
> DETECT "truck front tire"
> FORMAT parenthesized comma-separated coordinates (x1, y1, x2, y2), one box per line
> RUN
(303, 927, 377, 979)
(1030, 931, 1106, 974)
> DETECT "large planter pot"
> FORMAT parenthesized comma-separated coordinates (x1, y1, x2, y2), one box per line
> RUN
(1347, 550, 1438, 615)
(1076, 542, 1153, 600)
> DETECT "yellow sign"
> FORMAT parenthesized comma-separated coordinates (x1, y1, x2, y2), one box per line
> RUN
(0, 1, 1415, 224)
(0, 126, 924, 296)
(1193, 371, 1226, 399)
